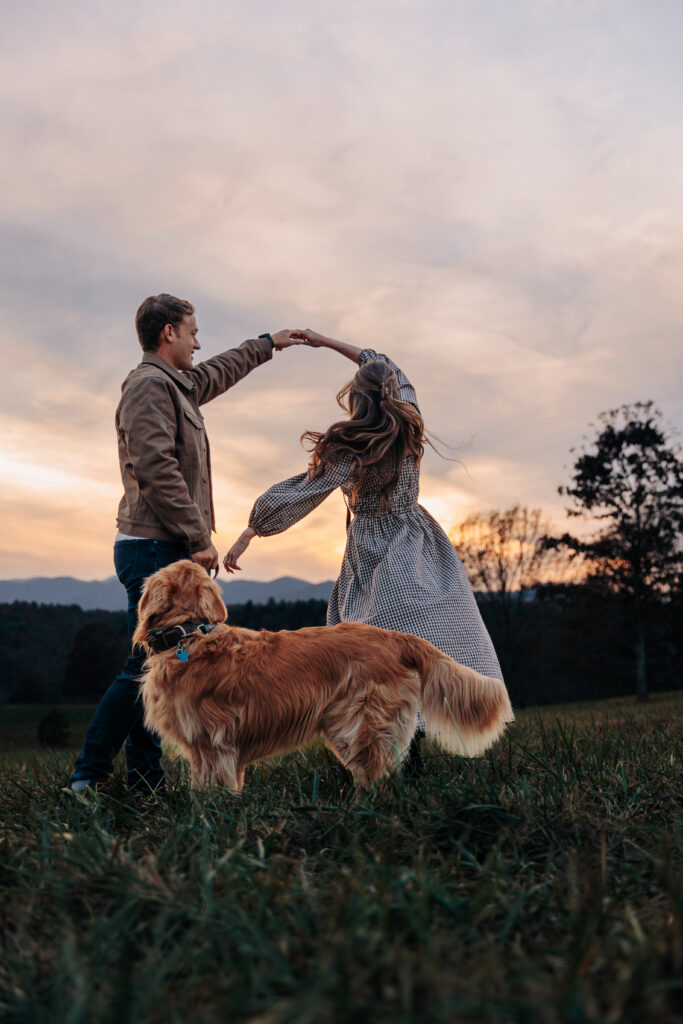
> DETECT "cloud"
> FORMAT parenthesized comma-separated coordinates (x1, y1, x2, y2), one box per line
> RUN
(1, 0, 682, 579)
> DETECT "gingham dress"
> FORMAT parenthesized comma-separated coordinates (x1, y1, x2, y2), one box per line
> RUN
(249, 350, 505, 731)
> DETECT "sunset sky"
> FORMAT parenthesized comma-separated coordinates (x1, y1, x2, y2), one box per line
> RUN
(2, 0, 683, 583)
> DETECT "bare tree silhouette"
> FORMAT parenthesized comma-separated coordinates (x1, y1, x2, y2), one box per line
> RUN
(450, 506, 580, 688)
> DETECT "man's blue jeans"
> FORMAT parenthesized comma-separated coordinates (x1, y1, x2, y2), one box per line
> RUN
(70, 538, 190, 792)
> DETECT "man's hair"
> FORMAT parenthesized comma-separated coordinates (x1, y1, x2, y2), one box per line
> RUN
(135, 294, 195, 352)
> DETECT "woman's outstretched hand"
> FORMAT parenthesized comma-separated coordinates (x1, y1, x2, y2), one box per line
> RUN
(289, 328, 329, 347)
(223, 527, 256, 574)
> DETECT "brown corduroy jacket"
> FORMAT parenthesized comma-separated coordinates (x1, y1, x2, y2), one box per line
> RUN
(115, 337, 273, 552)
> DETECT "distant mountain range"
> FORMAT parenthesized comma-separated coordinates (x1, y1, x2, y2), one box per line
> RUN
(0, 575, 334, 611)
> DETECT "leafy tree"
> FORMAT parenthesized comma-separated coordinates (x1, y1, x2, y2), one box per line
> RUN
(555, 401, 683, 702)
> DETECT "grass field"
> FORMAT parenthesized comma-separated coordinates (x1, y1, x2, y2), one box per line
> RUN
(0, 704, 98, 754)
(0, 693, 681, 1023)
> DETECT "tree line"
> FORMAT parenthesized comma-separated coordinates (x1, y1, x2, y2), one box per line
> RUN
(0, 598, 329, 704)
(2, 579, 679, 708)
(1, 399, 681, 707)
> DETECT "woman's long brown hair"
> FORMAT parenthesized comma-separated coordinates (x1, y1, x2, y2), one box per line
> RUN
(301, 360, 425, 512)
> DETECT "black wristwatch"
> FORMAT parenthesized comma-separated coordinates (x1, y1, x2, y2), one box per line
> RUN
(259, 332, 275, 349)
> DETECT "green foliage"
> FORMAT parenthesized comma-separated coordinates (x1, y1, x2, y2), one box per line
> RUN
(482, 582, 682, 706)
(0, 695, 681, 1023)
(2, 590, 681, 710)
(558, 401, 683, 595)
(0, 603, 129, 704)
(556, 402, 683, 702)
(0, 600, 329, 706)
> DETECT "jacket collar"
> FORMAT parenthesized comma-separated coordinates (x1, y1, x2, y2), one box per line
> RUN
(141, 352, 195, 393)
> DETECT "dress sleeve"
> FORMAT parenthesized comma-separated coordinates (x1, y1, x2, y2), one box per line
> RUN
(358, 349, 420, 413)
(249, 453, 354, 537)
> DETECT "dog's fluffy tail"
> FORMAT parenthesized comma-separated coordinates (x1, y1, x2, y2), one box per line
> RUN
(404, 636, 513, 757)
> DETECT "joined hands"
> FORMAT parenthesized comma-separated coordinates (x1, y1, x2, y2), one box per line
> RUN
(272, 328, 362, 362)
(271, 328, 329, 350)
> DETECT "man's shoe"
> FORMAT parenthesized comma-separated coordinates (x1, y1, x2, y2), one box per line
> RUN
(71, 779, 93, 793)
(70, 779, 107, 796)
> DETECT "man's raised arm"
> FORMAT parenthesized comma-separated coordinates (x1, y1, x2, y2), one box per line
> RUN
(188, 330, 302, 405)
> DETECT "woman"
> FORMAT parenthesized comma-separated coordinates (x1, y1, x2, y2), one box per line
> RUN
(224, 329, 510, 775)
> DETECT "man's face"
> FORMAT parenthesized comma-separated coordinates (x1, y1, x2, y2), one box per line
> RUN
(165, 314, 200, 371)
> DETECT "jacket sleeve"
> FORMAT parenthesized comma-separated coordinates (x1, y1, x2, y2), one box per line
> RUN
(119, 378, 212, 551)
(188, 336, 274, 406)
(249, 454, 354, 537)
(358, 348, 420, 413)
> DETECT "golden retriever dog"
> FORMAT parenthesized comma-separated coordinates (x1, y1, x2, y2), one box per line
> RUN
(133, 560, 513, 791)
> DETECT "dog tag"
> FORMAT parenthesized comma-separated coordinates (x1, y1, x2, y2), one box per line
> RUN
(176, 647, 190, 663)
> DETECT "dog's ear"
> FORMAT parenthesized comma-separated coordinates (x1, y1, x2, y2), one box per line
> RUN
(132, 572, 162, 648)
(198, 574, 228, 624)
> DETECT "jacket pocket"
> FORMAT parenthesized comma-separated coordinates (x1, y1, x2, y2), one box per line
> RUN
(178, 404, 207, 491)
(182, 405, 205, 430)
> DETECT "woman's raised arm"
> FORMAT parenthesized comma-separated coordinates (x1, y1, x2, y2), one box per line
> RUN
(291, 329, 362, 364)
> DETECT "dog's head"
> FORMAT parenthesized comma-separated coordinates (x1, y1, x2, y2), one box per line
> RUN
(132, 559, 227, 651)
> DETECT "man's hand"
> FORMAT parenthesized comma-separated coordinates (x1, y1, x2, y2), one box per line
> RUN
(271, 329, 304, 350)
(191, 542, 220, 576)
(223, 527, 256, 574)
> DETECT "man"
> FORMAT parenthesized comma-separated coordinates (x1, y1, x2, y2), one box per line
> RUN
(70, 293, 297, 794)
